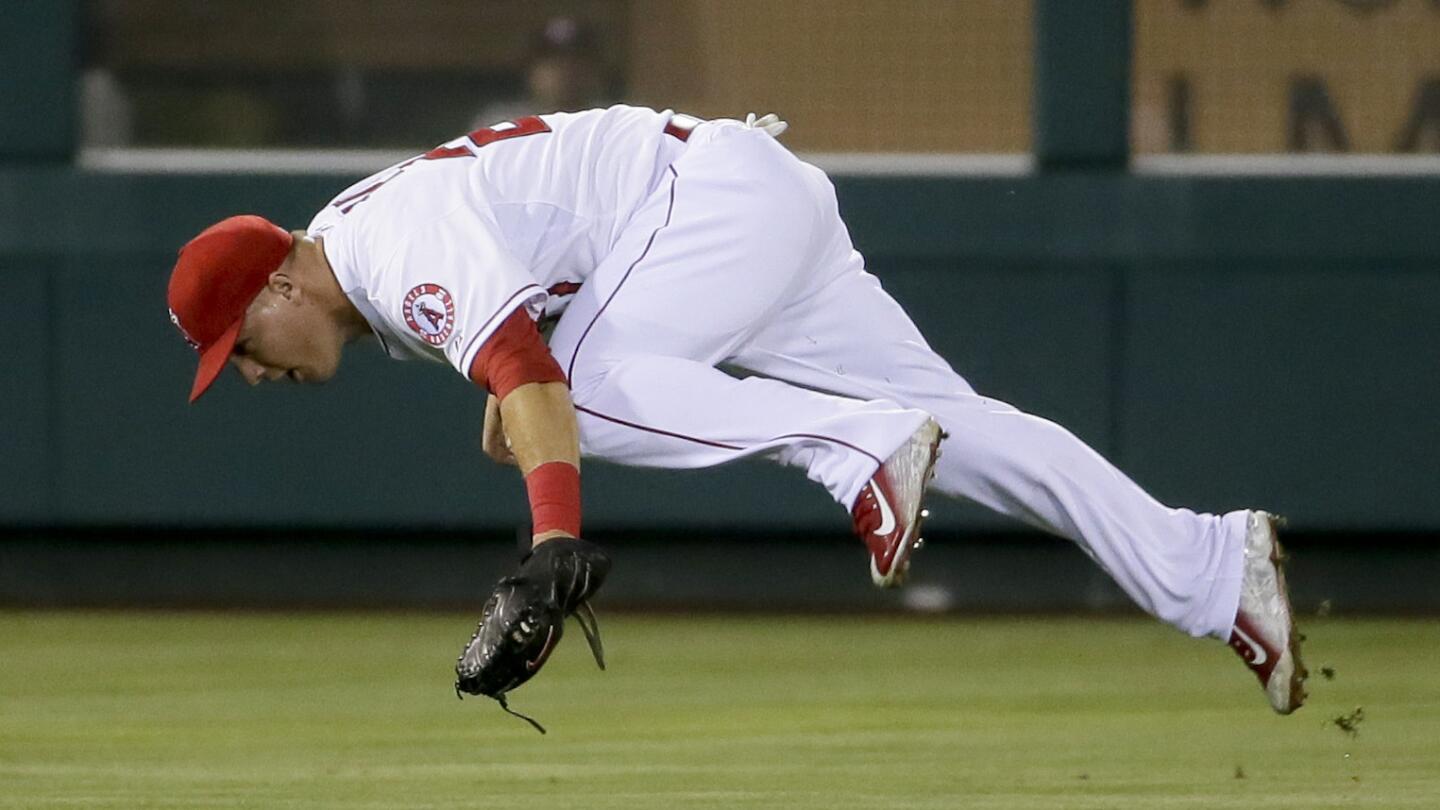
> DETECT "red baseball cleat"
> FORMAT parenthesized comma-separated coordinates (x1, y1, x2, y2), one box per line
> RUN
(852, 418, 943, 588)
(1227, 511, 1309, 714)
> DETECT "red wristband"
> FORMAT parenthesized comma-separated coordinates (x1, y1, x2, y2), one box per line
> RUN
(524, 461, 581, 537)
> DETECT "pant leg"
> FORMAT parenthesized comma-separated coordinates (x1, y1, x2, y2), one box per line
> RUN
(548, 123, 929, 508)
(730, 251, 1244, 641)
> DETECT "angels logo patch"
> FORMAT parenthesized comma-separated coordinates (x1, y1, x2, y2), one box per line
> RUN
(403, 283, 457, 345)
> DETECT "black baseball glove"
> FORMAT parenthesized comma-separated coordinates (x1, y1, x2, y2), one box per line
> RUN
(454, 537, 611, 733)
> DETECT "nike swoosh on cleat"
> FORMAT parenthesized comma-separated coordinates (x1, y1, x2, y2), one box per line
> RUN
(1233, 625, 1268, 666)
(873, 489, 896, 537)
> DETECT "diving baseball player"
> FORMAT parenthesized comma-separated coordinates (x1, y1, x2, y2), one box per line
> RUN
(166, 105, 1306, 727)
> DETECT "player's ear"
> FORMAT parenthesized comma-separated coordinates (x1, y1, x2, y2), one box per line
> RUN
(265, 270, 295, 300)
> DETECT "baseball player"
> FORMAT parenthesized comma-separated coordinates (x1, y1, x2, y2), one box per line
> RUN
(167, 105, 1306, 727)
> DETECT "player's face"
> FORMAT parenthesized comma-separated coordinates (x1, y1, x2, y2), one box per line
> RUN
(228, 280, 345, 387)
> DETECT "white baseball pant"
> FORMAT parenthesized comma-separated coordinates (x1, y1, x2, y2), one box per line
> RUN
(547, 122, 1244, 639)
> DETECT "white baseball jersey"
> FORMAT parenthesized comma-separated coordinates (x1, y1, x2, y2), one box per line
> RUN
(307, 104, 693, 377)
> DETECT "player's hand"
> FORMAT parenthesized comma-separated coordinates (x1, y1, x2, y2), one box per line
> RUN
(481, 393, 517, 466)
(744, 112, 789, 138)
(454, 537, 611, 733)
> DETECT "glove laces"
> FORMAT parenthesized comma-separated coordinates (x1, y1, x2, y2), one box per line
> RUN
(495, 693, 547, 735)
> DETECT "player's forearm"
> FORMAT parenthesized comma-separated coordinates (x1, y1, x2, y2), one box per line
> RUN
(498, 381, 581, 544)
(499, 381, 580, 473)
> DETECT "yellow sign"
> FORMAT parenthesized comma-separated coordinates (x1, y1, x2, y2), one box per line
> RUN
(1134, 0, 1440, 153)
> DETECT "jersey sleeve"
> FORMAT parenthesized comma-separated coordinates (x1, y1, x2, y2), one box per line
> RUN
(468, 308, 568, 397)
(376, 206, 546, 378)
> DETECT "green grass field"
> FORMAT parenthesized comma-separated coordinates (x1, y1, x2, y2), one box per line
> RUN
(1, 612, 1435, 809)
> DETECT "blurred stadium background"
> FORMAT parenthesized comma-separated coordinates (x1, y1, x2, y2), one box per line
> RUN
(2, 2, 1438, 807)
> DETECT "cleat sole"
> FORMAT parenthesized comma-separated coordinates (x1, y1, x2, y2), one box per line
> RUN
(1267, 513, 1308, 714)
(874, 423, 944, 588)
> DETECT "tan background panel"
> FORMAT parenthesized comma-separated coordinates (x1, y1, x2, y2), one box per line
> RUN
(1134, 0, 1440, 153)
(92, 0, 1031, 153)
(624, 0, 1032, 153)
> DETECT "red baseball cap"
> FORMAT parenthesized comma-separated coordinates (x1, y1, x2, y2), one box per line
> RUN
(167, 215, 294, 402)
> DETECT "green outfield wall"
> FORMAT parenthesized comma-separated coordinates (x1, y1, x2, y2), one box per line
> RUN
(2, 168, 1437, 533)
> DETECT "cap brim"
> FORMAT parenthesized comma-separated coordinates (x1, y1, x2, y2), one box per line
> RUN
(188, 319, 244, 403)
